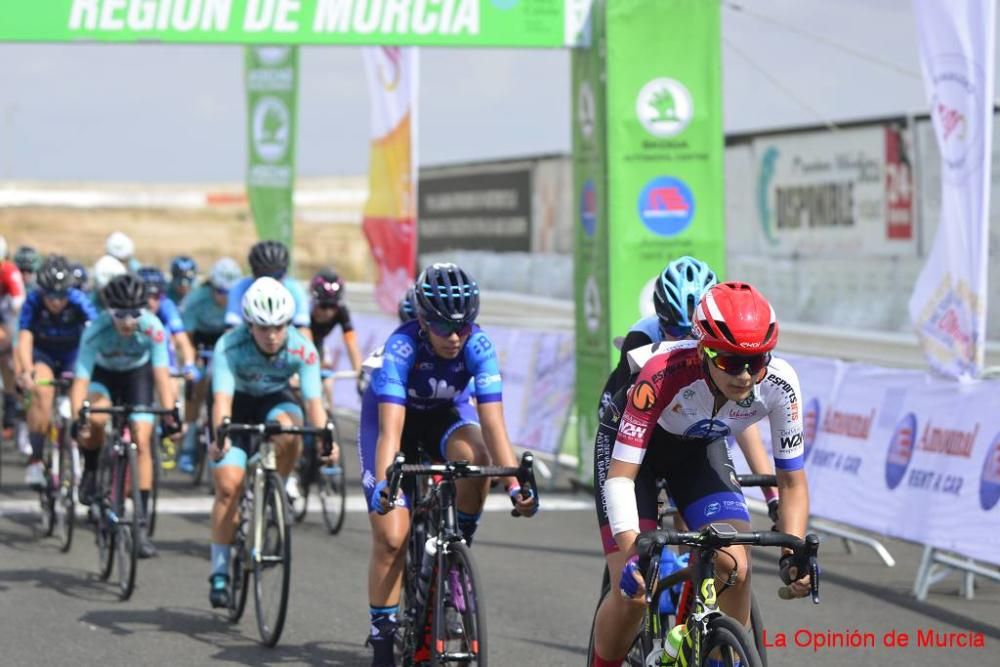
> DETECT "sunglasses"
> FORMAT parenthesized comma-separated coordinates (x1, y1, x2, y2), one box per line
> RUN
(214, 287, 229, 296)
(661, 323, 693, 340)
(704, 347, 771, 376)
(44, 290, 69, 300)
(425, 319, 473, 338)
(111, 308, 142, 320)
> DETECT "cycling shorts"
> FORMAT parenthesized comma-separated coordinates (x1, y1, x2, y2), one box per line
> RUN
(90, 363, 155, 424)
(32, 346, 78, 377)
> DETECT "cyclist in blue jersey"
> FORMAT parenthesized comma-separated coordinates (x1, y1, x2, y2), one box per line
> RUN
(224, 240, 310, 337)
(14, 255, 98, 487)
(360, 263, 538, 667)
(206, 277, 335, 608)
(176, 257, 243, 474)
(70, 274, 179, 559)
(168, 255, 198, 304)
(137, 266, 198, 379)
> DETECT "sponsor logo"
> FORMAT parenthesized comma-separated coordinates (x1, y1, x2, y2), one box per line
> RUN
(584, 275, 601, 334)
(475, 372, 501, 388)
(311, 0, 480, 36)
(619, 421, 647, 440)
(780, 433, 803, 450)
(765, 373, 797, 405)
(578, 81, 596, 141)
(927, 54, 986, 184)
(683, 389, 696, 400)
(580, 180, 597, 237)
(704, 502, 721, 517)
(637, 176, 695, 237)
(821, 407, 876, 439)
(289, 344, 317, 365)
(599, 391, 622, 426)
(729, 408, 756, 420)
(885, 412, 917, 490)
(918, 420, 979, 458)
(756, 146, 780, 246)
(390, 338, 415, 359)
(631, 381, 657, 411)
(684, 419, 731, 440)
(408, 377, 461, 401)
(255, 46, 291, 66)
(252, 96, 290, 163)
(802, 398, 820, 462)
(417, 362, 434, 370)
(979, 433, 1000, 511)
(362, 470, 376, 489)
(636, 77, 693, 138)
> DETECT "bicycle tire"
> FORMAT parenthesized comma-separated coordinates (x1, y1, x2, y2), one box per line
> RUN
(96, 448, 115, 581)
(116, 444, 141, 601)
(432, 541, 487, 666)
(40, 452, 57, 538)
(253, 471, 291, 647)
(291, 458, 309, 524)
(750, 591, 767, 667)
(227, 534, 251, 623)
(398, 509, 430, 665)
(148, 432, 161, 537)
(318, 460, 346, 535)
(57, 431, 75, 553)
(193, 423, 208, 487)
(698, 614, 763, 667)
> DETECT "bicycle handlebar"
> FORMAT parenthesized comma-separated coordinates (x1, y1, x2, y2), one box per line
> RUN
(35, 376, 74, 390)
(79, 400, 180, 421)
(218, 418, 337, 455)
(736, 473, 777, 488)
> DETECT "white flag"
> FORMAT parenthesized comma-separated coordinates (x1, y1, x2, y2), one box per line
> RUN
(909, 0, 996, 379)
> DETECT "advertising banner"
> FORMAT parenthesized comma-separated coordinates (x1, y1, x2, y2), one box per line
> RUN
(245, 45, 298, 247)
(752, 125, 917, 257)
(1, 0, 588, 48)
(323, 312, 574, 456)
(909, 0, 996, 378)
(362, 46, 418, 314)
(418, 167, 532, 253)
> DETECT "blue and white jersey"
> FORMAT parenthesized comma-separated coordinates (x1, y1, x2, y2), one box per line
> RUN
(212, 325, 321, 400)
(74, 310, 169, 378)
(181, 284, 227, 336)
(371, 321, 502, 411)
(224, 276, 309, 328)
(18, 288, 97, 354)
(629, 315, 664, 344)
(155, 295, 185, 335)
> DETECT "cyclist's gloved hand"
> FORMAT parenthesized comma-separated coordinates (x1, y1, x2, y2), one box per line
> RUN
(370, 479, 393, 515)
(182, 363, 202, 383)
(71, 418, 90, 441)
(507, 482, 538, 517)
(767, 498, 781, 526)
(778, 552, 812, 599)
(619, 555, 645, 600)
(161, 411, 182, 436)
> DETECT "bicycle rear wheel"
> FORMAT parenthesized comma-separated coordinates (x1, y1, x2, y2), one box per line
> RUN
(698, 615, 763, 667)
(317, 460, 346, 535)
(148, 432, 161, 537)
(432, 541, 486, 666)
(57, 434, 75, 552)
(750, 591, 767, 667)
(227, 534, 251, 623)
(193, 422, 209, 487)
(253, 471, 291, 647)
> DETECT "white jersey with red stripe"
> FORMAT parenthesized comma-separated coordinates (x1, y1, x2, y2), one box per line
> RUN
(613, 339, 805, 471)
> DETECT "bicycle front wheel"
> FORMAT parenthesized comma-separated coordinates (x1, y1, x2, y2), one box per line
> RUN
(699, 615, 763, 667)
(148, 433, 161, 537)
(432, 541, 486, 666)
(57, 435, 75, 552)
(317, 461, 346, 535)
(227, 536, 251, 623)
(116, 445, 141, 601)
(253, 471, 291, 647)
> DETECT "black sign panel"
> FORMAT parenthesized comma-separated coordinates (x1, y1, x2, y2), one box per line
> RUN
(418, 168, 532, 253)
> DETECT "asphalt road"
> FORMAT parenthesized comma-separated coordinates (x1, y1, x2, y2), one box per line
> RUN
(0, 424, 996, 666)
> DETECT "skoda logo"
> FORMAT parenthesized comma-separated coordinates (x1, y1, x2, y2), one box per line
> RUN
(252, 96, 290, 163)
(635, 77, 692, 138)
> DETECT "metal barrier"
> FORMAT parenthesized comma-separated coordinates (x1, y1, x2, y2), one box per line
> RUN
(913, 546, 1000, 601)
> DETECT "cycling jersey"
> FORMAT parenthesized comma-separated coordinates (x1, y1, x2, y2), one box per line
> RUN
(310, 304, 354, 363)
(211, 325, 321, 400)
(181, 284, 227, 337)
(74, 311, 169, 379)
(224, 277, 309, 328)
(613, 339, 804, 470)
(372, 320, 502, 410)
(18, 288, 97, 357)
(0, 260, 26, 312)
(155, 295, 185, 335)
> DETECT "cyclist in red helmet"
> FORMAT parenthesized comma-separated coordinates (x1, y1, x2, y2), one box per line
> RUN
(591, 282, 812, 667)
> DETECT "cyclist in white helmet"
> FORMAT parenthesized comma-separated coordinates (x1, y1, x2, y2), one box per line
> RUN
(105, 231, 141, 272)
(205, 277, 337, 609)
(91, 255, 127, 311)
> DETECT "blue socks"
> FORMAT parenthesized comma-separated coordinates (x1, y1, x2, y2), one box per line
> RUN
(29, 432, 45, 459)
(211, 543, 230, 577)
(457, 510, 481, 545)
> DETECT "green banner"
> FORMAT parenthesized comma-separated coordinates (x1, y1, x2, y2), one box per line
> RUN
(572, 1, 726, 484)
(0, 0, 578, 47)
(245, 45, 298, 248)
(571, 0, 607, 484)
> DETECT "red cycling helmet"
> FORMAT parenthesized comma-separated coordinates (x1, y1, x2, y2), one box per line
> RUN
(693, 281, 778, 354)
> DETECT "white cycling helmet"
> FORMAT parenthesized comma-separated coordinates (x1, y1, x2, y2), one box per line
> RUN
(210, 257, 243, 291)
(0, 235, 7, 260)
(105, 231, 135, 260)
(242, 276, 295, 326)
(93, 254, 127, 289)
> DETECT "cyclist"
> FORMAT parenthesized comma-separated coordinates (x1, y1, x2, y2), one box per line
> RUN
(69, 262, 89, 292)
(70, 274, 178, 559)
(595, 258, 779, 542)
(225, 240, 310, 337)
(105, 231, 141, 272)
(361, 263, 538, 667)
(14, 255, 98, 486)
(137, 265, 198, 379)
(168, 255, 198, 304)
(591, 282, 812, 667)
(13, 246, 42, 291)
(309, 268, 362, 387)
(91, 255, 128, 311)
(206, 277, 333, 608)
(176, 257, 243, 473)
(0, 237, 27, 435)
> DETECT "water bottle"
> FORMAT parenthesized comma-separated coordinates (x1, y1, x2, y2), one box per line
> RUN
(660, 623, 689, 664)
(414, 537, 437, 608)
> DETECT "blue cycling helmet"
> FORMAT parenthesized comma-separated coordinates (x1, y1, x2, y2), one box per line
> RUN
(137, 265, 168, 297)
(170, 255, 198, 284)
(414, 263, 480, 324)
(398, 286, 417, 323)
(653, 256, 718, 336)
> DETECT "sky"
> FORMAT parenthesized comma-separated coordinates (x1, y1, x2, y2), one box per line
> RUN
(0, 0, 996, 182)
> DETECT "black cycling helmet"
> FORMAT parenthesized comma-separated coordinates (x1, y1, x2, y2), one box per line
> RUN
(69, 262, 88, 289)
(170, 255, 198, 284)
(14, 246, 42, 273)
(414, 263, 480, 324)
(37, 255, 75, 293)
(103, 274, 147, 310)
(398, 286, 417, 323)
(248, 240, 289, 278)
(310, 268, 344, 305)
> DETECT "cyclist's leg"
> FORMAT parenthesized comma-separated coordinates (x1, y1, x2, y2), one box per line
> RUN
(261, 390, 303, 478)
(78, 371, 113, 504)
(439, 403, 489, 544)
(179, 372, 209, 470)
(209, 425, 248, 606)
(591, 408, 660, 666)
(668, 437, 753, 627)
(0, 323, 17, 430)
(24, 352, 57, 483)
(120, 364, 158, 555)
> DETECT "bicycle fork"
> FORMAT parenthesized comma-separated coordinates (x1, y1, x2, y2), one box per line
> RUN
(250, 441, 277, 565)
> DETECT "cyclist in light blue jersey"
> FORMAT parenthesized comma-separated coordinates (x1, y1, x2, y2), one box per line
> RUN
(176, 257, 243, 473)
(206, 277, 335, 609)
(138, 266, 198, 379)
(168, 255, 198, 304)
(224, 240, 310, 335)
(70, 274, 178, 559)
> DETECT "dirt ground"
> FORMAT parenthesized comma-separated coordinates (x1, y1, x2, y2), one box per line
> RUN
(0, 206, 375, 281)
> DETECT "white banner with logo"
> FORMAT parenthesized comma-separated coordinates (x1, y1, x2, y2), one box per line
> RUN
(909, 0, 996, 379)
(736, 354, 1000, 566)
(750, 125, 917, 257)
(323, 313, 575, 456)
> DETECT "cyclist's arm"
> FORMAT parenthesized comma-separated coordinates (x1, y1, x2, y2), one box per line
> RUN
(14, 329, 33, 380)
(343, 329, 363, 373)
(606, 458, 643, 553)
(172, 330, 196, 367)
(70, 376, 90, 418)
(304, 396, 326, 429)
(210, 335, 234, 431)
(476, 401, 519, 482)
(734, 424, 777, 498)
(764, 359, 808, 543)
(374, 402, 405, 482)
(212, 391, 233, 434)
(71, 330, 98, 415)
(776, 469, 809, 540)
